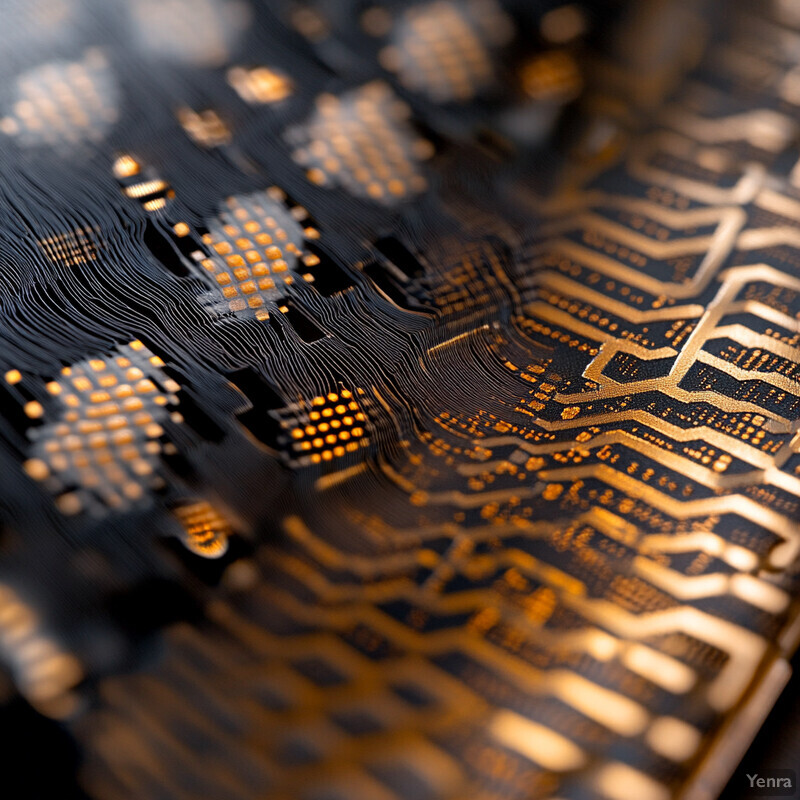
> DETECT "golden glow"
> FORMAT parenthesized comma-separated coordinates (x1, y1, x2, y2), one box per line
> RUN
(520, 50, 582, 102)
(112, 154, 141, 179)
(176, 107, 231, 148)
(24, 401, 44, 419)
(172, 500, 231, 559)
(645, 716, 702, 762)
(227, 66, 293, 104)
(595, 763, 669, 800)
(488, 709, 586, 771)
(622, 644, 696, 694)
(0, 584, 83, 718)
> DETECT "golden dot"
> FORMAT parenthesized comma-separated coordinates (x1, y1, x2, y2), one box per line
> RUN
(24, 401, 44, 419)
(24, 459, 49, 480)
(56, 493, 81, 515)
(5, 369, 22, 384)
(543, 483, 563, 500)
(112, 154, 140, 179)
(123, 482, 144, 500)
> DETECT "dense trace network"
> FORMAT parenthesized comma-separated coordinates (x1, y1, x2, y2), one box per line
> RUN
(1, 1, 800, 799)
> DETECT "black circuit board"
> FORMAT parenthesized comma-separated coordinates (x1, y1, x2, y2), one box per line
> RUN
(1, 1, 800, 799)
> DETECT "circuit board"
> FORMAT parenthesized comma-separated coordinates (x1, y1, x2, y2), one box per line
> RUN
(1, 1, 800, 799)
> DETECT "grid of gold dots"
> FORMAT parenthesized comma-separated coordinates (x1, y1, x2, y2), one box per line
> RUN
(288, 81, 432, 205)
(283, 390, 370, 465)
(433, 240, 503, 314)
(37, 227, 98, 268)
(172, 500, 230, 559)
(21, 341, 182, 515)
(194, 189, 319, 321)
(379, 1, 508, 103)
(0, 583, 83, 717)
(0, 49, 119, 146)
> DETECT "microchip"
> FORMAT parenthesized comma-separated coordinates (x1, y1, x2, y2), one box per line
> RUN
(193, 188, 319, 319)
(379, 0, 513, 103)
(1, 49, 119, 147)
(22, 341, 182, 515)
(275, 387, 372, 467)
(286, 81, 433, 205)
